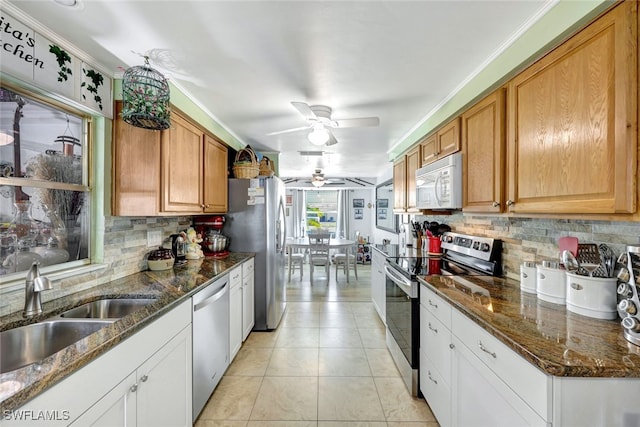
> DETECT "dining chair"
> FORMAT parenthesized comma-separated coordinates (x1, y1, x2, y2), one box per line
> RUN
(308, 232, 331, 284)
(334, 233, 358, 282)
(288, 248, 305, 282)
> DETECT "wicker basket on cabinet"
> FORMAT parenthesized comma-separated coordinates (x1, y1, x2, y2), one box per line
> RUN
(233, 146, 259, 179)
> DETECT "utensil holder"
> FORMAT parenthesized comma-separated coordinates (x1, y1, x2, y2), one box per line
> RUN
(520, 262, 537, 294)
(536, 262, 566, 304)
(566, 272, 617, 319)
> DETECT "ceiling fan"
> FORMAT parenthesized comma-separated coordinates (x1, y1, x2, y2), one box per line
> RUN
(267, 102, 380, 146)
(307, 168, 344, 187)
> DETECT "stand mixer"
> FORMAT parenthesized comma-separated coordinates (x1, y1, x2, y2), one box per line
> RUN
(194, 215, 230, 258)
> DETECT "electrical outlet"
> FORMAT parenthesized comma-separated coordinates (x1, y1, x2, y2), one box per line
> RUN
(147, 230, 163, 247)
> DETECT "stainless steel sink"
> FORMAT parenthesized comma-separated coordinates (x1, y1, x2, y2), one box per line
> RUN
(0, 320, 113, 373)
(59, 298, 156, 319)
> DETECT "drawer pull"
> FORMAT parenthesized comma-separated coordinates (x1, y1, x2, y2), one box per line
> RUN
(428, 299, 438, 309)
(478, 340, 496, 358)
(130, 384, 138, 393)
(140, 375, 148, 382)
(428, 370, 438, 384)
(428, 322, 438, 333)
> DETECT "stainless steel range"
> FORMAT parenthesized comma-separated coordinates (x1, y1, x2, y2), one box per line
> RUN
(384, 231, 502, 396)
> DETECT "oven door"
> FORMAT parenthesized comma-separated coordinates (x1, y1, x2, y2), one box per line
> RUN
(384, 264, 419, 369)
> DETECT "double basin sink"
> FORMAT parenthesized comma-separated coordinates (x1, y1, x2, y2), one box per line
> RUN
(1, 298, 156, 374)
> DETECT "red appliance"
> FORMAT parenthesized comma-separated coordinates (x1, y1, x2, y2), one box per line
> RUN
(194, 215, 229, 258)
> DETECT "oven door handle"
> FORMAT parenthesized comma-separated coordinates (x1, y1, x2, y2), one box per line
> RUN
(384, 265, 417, 298)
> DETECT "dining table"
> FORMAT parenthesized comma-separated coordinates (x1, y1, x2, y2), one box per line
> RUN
(286, 237, 357, 282)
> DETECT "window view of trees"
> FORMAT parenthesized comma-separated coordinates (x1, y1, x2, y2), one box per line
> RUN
(305, 190, 338, 235)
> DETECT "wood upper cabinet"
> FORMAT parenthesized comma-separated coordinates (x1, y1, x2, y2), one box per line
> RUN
(406, 146, 421, 212)
(462, 88, 506, 213)
(112, 101, 161, 216)
(420, 117, 461, 166)
(112, 101, 228, 216)
(203, 134, 228, 213)
(393, 157, 406, 212)
(506, 1, 637, 214)
(162, 112, 205, 213)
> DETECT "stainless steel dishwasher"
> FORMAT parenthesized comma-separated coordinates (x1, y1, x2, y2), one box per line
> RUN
(192, 275, 229, 420)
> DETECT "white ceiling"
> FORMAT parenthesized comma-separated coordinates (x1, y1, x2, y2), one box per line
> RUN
(6, 0, 552, 182)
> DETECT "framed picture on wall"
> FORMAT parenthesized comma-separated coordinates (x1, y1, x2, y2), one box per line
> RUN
(354, 208, 363, 220)
(353, 198, 364, 208)
(286, 195, 293, 205)
(377, 198, 388, 208)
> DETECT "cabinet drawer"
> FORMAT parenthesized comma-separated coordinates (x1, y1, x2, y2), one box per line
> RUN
(230, 266, 242, 289)
(242, 258, 254, 276)
(420, 305, 452, 381)
(451, 309, 549, 421)
(420, 349, 451, 427)
(420, 283, 451, 329)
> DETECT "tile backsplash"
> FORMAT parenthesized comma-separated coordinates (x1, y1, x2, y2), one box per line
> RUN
(415, 213, 640, 281)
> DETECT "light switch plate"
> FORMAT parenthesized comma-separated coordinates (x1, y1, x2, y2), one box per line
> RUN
(147, 230, 163, 247)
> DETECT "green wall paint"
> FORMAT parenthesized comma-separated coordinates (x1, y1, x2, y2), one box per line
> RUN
(388, 0, 613, 160)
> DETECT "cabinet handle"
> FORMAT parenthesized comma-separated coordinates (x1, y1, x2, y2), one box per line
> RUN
(428, 370, 438, 384)
(428, 299, 438, 309)
(428, 322, 438, 333)
(449, 343, 455, 349)
(140, 375, 148, 382)
(130, 384, 138, 393)
(492, 201, 500, 208)
(506, 199, 514, 206)
(478, 340, 497, 358)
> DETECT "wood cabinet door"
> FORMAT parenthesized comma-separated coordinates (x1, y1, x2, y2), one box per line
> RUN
(507, 1, 637, 214)
(437, 117, 461, 159)
(112, 101, 161, 216)
(393, 157, 406, 212)
(203, 134, 228, 213)
(462, 89, 506, 213)
(420, 134, 438, 166)
(161, 113, 204, 213)
(406, 146, 421, 211)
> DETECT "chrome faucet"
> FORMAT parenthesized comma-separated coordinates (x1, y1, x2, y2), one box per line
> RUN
(23, 262, 52, 318)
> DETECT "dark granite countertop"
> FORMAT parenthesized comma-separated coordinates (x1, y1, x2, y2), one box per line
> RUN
(0, 253, 254, 413)
(418, 274, 640, 378)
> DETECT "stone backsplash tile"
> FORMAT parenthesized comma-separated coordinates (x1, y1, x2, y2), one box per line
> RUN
(415, 213, 640, 281)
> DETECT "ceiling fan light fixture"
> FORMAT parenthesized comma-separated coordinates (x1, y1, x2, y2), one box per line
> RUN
(311, 180, 325, 188)
(0, 131, 14, 146)
(308, 125, 330, 146)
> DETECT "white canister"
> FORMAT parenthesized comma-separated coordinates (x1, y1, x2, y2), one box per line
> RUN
(536, 261, 566, 305)
(520, 262, 537, 294)
(566, 272, 618, 320)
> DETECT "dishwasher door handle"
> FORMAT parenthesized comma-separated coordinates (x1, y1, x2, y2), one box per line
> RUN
(194, 282, 228, 312)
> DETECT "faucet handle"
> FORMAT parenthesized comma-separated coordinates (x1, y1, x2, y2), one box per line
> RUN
(33, 275, 52, 292)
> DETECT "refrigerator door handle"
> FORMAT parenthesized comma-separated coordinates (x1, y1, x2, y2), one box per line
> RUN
(276, 198, 286, 254)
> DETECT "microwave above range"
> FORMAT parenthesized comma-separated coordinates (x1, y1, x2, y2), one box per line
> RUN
(415, 152, 462, 210)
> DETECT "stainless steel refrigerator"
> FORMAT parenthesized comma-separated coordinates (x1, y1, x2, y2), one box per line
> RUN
(226, 177, 287, 330)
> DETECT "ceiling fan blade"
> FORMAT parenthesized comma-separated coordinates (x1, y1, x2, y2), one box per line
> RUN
(266, 125, 312, 136)
(334, 117, 380, 128)
(325, 131, 338, 146)
(291, 102, 317, 121)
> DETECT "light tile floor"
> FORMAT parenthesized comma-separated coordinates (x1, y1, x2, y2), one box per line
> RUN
(195, 263, 439, 427)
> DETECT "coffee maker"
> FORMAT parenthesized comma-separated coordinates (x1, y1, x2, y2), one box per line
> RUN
(169, 233, 187, 265)
(193, 215, 230, 258)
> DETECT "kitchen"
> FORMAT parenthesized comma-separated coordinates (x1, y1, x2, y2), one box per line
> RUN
(1, 0, 640, 426)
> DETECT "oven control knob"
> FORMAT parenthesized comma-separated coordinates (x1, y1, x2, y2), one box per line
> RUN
(480, 243, 491, 252)
(622, 316, 640, 333)
(444, 235, 453, 243)
(473, 241, 480, 250)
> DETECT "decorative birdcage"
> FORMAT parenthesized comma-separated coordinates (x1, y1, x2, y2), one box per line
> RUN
(121, 56, 171, 130)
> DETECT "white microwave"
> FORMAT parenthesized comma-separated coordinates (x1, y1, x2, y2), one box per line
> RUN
(415, 152, 462, 210)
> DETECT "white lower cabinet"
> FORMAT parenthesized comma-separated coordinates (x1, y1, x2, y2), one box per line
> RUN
(242, 258, 255, 341)
(5, 299, 193, 427)
(451, 334, 546, 427)
(371, 249, 386, 323)
(229, 265, 243, 361)
(70, 326, 192, 427)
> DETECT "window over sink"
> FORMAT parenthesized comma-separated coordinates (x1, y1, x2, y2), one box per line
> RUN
(0, 84, 91, 278)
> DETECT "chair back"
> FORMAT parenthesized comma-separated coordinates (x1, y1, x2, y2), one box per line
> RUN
(309, 232, 331, 265)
